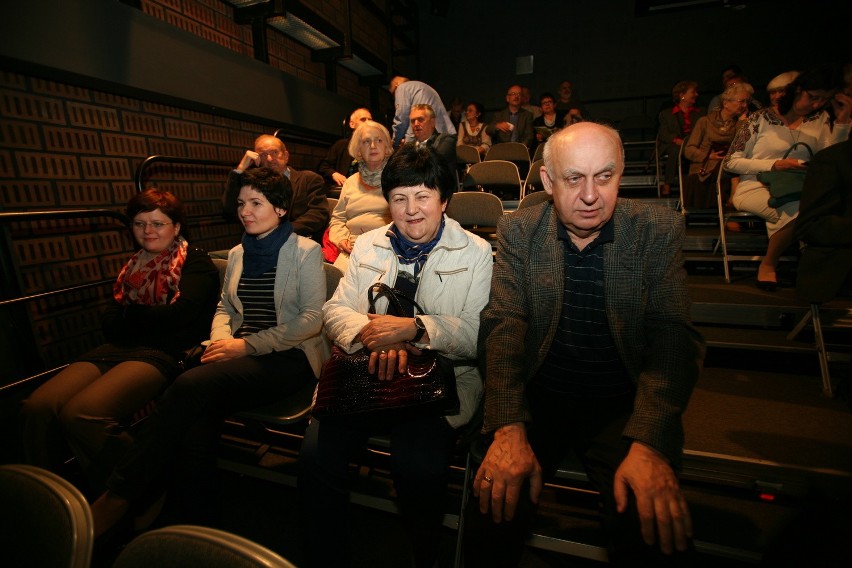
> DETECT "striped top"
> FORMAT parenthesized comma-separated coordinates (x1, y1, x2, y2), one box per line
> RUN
(534, 220, 634, 398)
(234, 266, 277, 338)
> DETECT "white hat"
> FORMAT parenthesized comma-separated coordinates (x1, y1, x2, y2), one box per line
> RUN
(767, 71, 800, 91)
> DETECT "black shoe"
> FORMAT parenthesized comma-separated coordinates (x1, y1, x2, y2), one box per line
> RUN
(756, 279, 777, 292)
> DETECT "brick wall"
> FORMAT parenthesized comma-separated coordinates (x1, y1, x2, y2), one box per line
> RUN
(0, 71, 323, 374)
(140, 0, 378, 107)
(0, 0, 395, 383)
(141, 0, 254, 57)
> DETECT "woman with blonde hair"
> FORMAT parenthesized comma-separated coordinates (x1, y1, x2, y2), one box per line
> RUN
(682, 82, 753, 210)
(328, 120, 393, 271)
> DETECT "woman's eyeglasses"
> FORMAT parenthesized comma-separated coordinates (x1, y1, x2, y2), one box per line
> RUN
(132, 221, 173, 230)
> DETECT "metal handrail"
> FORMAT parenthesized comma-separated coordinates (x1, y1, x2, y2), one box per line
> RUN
(0, 208, 131, 392)
(0, 365, 69, 395)
(0, 281, 114, 308)
(0, 209, 128, 224)
(134, 155, 234, 193)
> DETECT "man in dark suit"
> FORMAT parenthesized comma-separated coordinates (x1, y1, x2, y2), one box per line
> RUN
(222, 134, 328, 242)
(408, 103, 457, 173)
(465, 122, 704, 567)
(487, 84, 534, 147)
(316, 107, 372, 188)
(795, 138, 852, 303)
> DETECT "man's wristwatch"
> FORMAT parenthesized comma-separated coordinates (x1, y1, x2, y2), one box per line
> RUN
(412, 316, 426, 343)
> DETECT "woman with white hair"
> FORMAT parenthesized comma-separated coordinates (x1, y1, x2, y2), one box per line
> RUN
(682, 82, 753, 210)
(328, 120, 393, 271)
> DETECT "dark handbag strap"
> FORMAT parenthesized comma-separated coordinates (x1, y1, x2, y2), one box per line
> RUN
(783, 141, 814, 160)
(698, 150, 715, 177)
(367, 282, 426, 316)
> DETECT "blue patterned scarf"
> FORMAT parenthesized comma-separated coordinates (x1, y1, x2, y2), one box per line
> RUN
(386, 218, 445, 276)
(241, 221, 293, 277)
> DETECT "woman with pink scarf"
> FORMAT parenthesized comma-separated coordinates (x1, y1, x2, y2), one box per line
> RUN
(21, 189, 220, 493)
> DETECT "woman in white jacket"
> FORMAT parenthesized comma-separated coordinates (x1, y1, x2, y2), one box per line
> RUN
(724, 65, 850, 290)
(91, 167, 326, 534)
(298, 145, 493, 568)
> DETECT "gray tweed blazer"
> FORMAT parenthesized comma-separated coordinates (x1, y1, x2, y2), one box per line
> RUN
(479, 198, 705, 467)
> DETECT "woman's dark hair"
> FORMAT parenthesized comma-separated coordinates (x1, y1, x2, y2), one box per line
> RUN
(777, 64, 844, 116)
(464, 101, 484, 117)
(539, 92, 556, 105)
(127, 188, 186, 234)
(381, 144, 455, 203)
(239, 167, 292, 213)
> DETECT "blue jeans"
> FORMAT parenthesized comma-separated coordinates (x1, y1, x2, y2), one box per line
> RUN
(297, 414, 457, 567)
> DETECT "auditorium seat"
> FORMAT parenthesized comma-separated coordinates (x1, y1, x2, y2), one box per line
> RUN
(112, 525, 297, 568)
(0, 464, 94, 568)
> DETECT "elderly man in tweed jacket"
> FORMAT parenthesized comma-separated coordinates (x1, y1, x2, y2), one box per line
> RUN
(465, 123, 705, 567)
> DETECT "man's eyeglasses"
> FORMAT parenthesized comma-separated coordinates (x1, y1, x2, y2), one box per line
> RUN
(257, 150, 282, 160)
(132, 221, 173, 230)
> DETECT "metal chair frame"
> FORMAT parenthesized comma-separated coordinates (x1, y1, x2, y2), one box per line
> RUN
(715, 166, 767, 283)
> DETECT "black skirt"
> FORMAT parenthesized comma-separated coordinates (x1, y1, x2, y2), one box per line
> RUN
(77, 343, 180, 378)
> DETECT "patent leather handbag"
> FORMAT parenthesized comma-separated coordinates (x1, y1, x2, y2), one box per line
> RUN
(312, 283, 460, 429)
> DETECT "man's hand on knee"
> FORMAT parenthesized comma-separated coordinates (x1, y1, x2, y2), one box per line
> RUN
(474, 423, 542, 523)
(613, 441, 693, 554)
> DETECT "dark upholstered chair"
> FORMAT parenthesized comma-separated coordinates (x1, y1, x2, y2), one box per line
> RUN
(461, 161, 522, 200)
(446, 191, 505, 243)
(517, 188, 551, 210)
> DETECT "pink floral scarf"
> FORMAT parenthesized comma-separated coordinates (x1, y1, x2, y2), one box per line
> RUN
(113, 236, 188, 305)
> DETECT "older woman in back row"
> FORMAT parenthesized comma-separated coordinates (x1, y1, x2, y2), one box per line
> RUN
(328, 120, 393, 271)
(681, 82, 753, 210)
(724, 65, 851, 290)
(658, 80, 704, 196)
(298, 145, 493, 568)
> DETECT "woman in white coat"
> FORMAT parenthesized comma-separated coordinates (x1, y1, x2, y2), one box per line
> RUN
(724, 65, 850, 290)
(298, 145, 493, 568)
